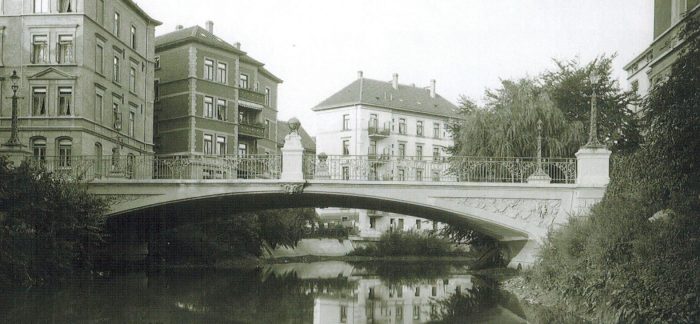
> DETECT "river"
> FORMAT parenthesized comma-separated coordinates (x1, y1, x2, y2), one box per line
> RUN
(0, 261, 572, 323)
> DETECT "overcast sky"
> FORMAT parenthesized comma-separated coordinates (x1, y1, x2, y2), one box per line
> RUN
(134, 0, 653, 135)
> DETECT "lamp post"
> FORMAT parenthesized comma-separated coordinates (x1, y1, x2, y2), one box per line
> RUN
(527, 119, 551, 184)
(585, 70, 603, 148)
(4, 70, 21, 147)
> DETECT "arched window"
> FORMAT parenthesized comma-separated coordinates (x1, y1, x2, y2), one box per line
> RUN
(31, 137, 47, 161)
(57, 138, 72, 167)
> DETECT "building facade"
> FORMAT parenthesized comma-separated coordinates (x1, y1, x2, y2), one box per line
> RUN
(625, 0, 699, 109)
(312, 72, 460, 239)
(154, 22, 282, 160)
(0, 0, 160, 169)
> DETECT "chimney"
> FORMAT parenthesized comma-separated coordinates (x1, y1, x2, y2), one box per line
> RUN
(205, 20, 214, 33)
(176, 24, 183, 30)
(430, 79, 436, 98)
(392, 73, 399, 90)
(357, 70, 363, 79)
(234, 42, 241, 49)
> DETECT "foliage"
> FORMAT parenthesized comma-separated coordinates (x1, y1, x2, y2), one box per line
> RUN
(0, 158, 108, 287)
(154, 208, 317, 264)
(349, 231, 457, 257)
(528, 18, 700, 323)
(439, 223, 498, 250)
(303, 223, 355, 240)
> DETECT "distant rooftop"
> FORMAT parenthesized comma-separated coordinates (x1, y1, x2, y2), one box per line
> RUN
(312, 73, 460, 119)
(155, 24, 282, 83)
(277, 120, 316, 152)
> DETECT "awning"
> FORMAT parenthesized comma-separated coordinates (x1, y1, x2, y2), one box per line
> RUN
(238, 100, 264, 110)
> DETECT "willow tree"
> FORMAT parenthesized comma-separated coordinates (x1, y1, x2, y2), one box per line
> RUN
(450, 78, 586, 158)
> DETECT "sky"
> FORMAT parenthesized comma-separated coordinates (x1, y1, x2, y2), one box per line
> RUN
(133, 0, 654, 136)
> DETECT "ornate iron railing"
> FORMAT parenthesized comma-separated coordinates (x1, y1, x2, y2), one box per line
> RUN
(304, 155, 577, 184)
(238, 88, 266, 105)
(26, 155, 282, 181)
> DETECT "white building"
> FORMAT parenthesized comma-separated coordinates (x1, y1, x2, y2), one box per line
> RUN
(312, 72, 460, 239)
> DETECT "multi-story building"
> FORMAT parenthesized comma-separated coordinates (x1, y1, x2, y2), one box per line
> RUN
(625, 0, 699, 110)
(0, 0, 160, 168)
(312, 72, 460, 239)
(154, 21, 282, 161)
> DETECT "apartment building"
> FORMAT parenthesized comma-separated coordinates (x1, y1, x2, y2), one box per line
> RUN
(154, 21, 282, 158)
(312, 72, 460, 239)
(625, 0, 699, 110)
(0, 0, 160, 164)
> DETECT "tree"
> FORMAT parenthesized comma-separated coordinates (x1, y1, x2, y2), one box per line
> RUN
(542, 54, 642, 153)
(0, 158, 108, 287)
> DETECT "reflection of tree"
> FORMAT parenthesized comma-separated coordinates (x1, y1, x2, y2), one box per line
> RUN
(352, 261, 459, 286)
(428, 276, 516, 323)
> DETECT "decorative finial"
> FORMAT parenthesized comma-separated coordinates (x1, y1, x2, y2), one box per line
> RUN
(288, 117, 300, 134)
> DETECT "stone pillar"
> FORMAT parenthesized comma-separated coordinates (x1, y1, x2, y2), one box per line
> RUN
(0, 147, 31, 167)
(281, 118, 304, 181)
(314, 153, 330, 180)
(575, 146, 612, 187)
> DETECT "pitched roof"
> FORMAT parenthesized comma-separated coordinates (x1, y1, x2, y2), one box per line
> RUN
(155, 26, 283, 83)
(277, 121, 316, 152)
(312, 78, 461, 118)
(123, 0, 162, 26)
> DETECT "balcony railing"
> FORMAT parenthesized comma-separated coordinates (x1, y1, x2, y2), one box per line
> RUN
(304, 155, 577, 183)
(239, 122, 265, 138)
(239, 88, 266, 106)
(368, 122, 390, 138)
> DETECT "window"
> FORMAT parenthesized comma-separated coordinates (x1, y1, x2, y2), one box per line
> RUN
(399, 118, 406, 134)
(58, 87, 73, 115)
(59, 0, 73, 13)
(203, 134, 213, 154)
(129, 66, 137, 92)
(95, 93, 103, 123)
(398, 143, 405, 158)
(96, 0, 104, 24)
(239, 74, 248, 89)
(113, 102, 122, 130)
(254, 81, 259, 91)
(217, 136, 226, 155)
(204, 96, 214, 118)
(130, 25, 137, 49)
(416, 219, 421, 230)
(154, 80, 160, 102)
(340, 305, 347, 323)
(34, 0, 49, 13)
(32, 35, 48, 64)
(433, 147, 440, 161)
(416, 169, 423, 181)
(113, 12, 120, 36)
(128, 111, 135, 136)
(264, 120, 270, 138)
(342, 140, 350, 155)
(416, 145, 423, 159)
(113, 56, 120, 82)
(433, 123, 440, 138)
(58, 139, 73, 167)
(96, 44, 104, 74)
(370, 217, 376, 229)
(238, 143, 247, 156)
(342, 166, 350, 180)
(154, 56, 161, 70)
(369, 114, 378, 128)
(369, 140, 377, 155)
(204, 59, 214, 80)
(432, 286, 437, 297)
(58, 35, 74, 64)
(216, 99, 226, 120)
(413, 304, 421, 320)
(342, 114, 350, 130)
(398, 169, 405, 181)
(217, 62, 227, 83)
(32, 87, 47, 116)
(32, 138, 47, 161)
(265, 87, 271, 106)
(417, 121, 424, 136)
(238, 111, 246, 124)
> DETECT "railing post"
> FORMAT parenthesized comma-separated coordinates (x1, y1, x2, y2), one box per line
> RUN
(575, 146, 611, 187)
(314, 153, 330, 180)
(281, 118, 305, 181)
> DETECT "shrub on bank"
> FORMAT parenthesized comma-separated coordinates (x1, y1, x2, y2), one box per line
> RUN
(349, 231, 457, 257)
(528, 18, 700, 323)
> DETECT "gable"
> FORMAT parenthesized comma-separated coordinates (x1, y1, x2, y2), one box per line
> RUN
(28, 68, 77, 80)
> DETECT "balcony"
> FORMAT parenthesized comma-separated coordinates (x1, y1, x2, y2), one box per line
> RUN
(368, 123, 390, 138)
(239, 88, 266, 106)
(368, 152, 390, 162)
(239, 122, 265, 138)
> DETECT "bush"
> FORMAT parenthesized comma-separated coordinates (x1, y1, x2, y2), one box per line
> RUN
(349, 231, 456, 257)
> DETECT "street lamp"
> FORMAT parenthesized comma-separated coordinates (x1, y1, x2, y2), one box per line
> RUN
(3, 70, 22, 147)
(585, 69, 603, 148)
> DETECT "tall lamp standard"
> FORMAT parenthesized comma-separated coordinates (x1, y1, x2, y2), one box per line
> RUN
(585, 70, 604, 148)
(4, 70, 21, 147)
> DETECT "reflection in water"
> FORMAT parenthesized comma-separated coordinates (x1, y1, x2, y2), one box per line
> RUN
(0, 262, 532, 323)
